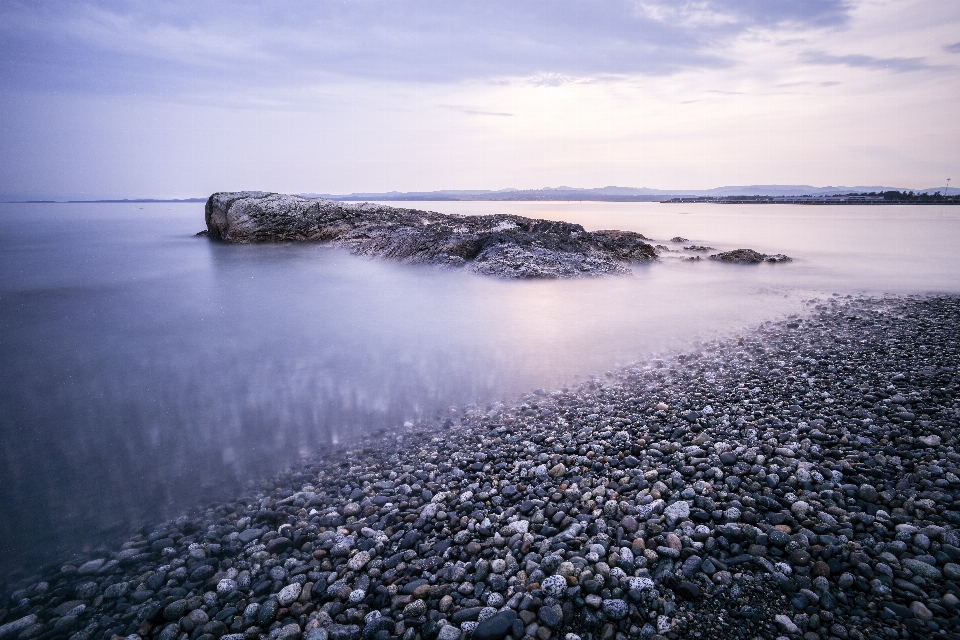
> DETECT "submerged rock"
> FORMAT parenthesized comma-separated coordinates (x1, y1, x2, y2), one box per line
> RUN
(204, 192, 657, 278)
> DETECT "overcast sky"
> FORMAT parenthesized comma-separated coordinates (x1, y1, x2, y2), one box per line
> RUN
(1, 0, 958, 198)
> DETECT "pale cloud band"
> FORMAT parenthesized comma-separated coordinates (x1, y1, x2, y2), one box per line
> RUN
(0, 0, 957, 198)
(0, 0, 858, 95)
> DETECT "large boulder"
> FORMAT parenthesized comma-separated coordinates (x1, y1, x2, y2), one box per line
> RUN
(204, 192, 657, 278)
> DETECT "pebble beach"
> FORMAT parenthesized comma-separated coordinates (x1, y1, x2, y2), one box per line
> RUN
(3, 294, 959, 640)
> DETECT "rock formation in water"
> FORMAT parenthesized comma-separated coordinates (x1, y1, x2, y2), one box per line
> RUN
(709, 249, 793, 264)
(205, 192, 657, 278)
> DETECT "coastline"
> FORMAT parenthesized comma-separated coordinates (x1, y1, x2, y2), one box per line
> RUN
(3, 295, 959, 640)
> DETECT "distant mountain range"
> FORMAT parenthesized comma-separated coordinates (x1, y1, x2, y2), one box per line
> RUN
(305, 185, 952, 202)
(1, 185, 953, 203)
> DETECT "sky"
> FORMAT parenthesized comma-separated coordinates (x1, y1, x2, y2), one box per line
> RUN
(0, 0, 958, 199)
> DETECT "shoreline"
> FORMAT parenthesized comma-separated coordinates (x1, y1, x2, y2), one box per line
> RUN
(2, 295, 959, 640)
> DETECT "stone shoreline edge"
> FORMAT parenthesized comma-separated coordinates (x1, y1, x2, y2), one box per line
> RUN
(3, 295, 958, 640)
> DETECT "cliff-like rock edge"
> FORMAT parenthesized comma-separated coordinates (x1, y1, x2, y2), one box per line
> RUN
(205, 192, 657, 278)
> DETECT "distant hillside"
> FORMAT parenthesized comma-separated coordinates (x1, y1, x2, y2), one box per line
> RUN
(305, 184, 950, 202)
(2, 185, 953, 203)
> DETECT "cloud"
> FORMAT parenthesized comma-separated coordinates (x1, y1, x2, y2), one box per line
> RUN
(0, 0, 854, 99)
(801, 50, 948, 73)
(527, 73, 594, 87)
(775, 80, 841, 88)
(946, 42, 960, 53)
(441, 105, 513, 117)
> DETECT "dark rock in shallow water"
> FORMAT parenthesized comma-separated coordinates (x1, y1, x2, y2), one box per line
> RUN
(709, 248, 792, 263)
(204, 191, 657, 278)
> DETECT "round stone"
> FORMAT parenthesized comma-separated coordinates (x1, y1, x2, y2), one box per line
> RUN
(163, 599, 188, 621)
(859, 484, 879, 503)
(910, 601, 933, 622)
(347, 551, 371, 571)
(943, 563, 960, 581)
(437, 625, 461, 640)
(811, 561, 831, 578)
(216, 579, 237, 596)
(620, 516, 639, 534)
(602, 599, 628, 620)
(538, 605, 562, 628)
(277, 583, 302, 607)
(712, 571, 732, 586)
(541, 575, 567, 598)
(790, 501, 812, 519)
(403, 600, 427, 618)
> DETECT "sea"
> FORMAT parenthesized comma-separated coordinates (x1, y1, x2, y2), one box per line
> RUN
(1, 200, 958, 581)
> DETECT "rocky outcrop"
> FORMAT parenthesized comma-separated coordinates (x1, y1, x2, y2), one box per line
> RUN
(205, 192, 657, 278)
(709, 249, 792, 264)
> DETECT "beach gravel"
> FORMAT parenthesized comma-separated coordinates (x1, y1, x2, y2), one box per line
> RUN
(2, 294, 959, 640)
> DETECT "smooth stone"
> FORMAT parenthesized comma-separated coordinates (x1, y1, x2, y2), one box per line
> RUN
(601, 599, 628, 620)
(347, 551, 371, 571)
(910, 601, 933, 622)
(277, 583, 302, 607)
(437, 625, 461, 640)
(472, 610, 517, 640)
(902, 558, 942, 580)
(540, 575, 567, 598)
(664, 501, 690, 526)
(537, 606, 561, 629)
(774, 615, 800, 635)
(943, 563, 960, 581)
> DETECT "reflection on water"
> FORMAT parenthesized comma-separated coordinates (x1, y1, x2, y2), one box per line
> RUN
(0, 201, 958, 581)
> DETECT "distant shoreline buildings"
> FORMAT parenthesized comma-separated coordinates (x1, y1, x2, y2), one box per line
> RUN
(664, 191, 959, 205)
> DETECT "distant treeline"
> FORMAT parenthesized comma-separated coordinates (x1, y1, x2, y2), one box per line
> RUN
(866, 190, 959, 202)
(666, 191, 959, 205)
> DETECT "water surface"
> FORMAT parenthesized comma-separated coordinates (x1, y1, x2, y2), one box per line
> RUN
(1, 200, 958, 581)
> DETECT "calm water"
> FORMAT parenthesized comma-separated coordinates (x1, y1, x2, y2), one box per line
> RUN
(1, 201, 958, 580)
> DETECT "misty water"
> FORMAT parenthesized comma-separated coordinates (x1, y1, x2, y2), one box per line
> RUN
(1, 200, 958, 580)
